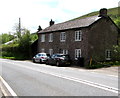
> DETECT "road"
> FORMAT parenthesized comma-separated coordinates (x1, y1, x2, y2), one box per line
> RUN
(0, 59, 119, 96)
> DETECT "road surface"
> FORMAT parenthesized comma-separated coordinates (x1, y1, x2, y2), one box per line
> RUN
(0, 59, 119, 96)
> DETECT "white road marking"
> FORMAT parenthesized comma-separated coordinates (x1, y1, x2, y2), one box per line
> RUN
(22, 60, 119, 77)
(1, 59, 118, 77)
(1, 60, 119, 94)
(108, 74, 118, 77)
(0, 76, 18, 97)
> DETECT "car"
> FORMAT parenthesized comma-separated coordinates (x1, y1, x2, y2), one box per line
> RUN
(46, 54, 71, 66)
(32, 53, 49, 63)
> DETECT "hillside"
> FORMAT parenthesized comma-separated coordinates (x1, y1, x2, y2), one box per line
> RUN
(71, 7, 120, 22)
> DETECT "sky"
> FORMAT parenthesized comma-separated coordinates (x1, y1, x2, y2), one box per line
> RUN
(0, 0, 119, 34)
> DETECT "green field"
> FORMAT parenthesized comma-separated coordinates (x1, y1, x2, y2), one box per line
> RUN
(70, 7, 120, 22)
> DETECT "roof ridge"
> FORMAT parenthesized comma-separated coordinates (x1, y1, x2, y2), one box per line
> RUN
(56, 15, 99, 25)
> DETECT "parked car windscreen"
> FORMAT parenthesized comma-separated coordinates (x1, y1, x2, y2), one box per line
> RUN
(62, 55, 70, 58)
(38, 54, 47, 56)
(56, 54, 70, 58)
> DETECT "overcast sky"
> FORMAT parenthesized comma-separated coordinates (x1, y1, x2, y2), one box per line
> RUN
(0, 0, 119, 34)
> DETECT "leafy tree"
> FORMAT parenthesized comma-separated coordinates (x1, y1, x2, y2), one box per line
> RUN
(114, 17, 120, 28)
(30, 33, 38, 42)
(13, 23, 21, 39)
(113, 45, 120, 60)
(18, 29, 31, 59)
(0, 33, 14, 44)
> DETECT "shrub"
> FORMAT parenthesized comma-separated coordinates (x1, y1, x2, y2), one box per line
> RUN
(85, 60, 120, 69)
(113, 45, 120, 60)
(85, 60, 105, 69)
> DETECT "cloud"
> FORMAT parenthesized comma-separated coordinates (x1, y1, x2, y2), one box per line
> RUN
(0, 0, 119, 34)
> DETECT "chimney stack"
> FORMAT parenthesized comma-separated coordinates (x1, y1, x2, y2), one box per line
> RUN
(49, 19, 55, 26)
(37, 25, 42, 32)
(99, 8, 108, 17)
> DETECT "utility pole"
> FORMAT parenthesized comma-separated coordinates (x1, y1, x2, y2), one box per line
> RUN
(18, 18, 25, 36)
(16, 17, 22, 39)
(19, 18, 21, 34)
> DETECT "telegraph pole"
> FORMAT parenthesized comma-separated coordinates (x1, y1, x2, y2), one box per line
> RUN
(19, 18, 21, 34)
(18, 18, 25, 36)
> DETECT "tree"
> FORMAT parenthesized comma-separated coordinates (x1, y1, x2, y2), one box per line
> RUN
(31, 33, 38, 42)
(114, 17, 120, 28)
(113, 45, 120, 60)
(0, 33, 14, 44)
(18, 29, 31, 59)
(13, 23, 21, 39)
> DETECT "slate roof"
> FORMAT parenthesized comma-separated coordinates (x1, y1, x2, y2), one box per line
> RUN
(39, 15, 101, 33)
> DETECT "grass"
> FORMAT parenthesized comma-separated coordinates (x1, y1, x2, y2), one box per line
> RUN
(70, 7, 120, 21)
(0, 55, 30, 60)
(0, 56, 16, 59)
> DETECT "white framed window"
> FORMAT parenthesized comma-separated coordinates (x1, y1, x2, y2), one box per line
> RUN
(75, 30, 82, 41)
(49, 33, 53, 42)
(41, 48, 45, 53)
(75, 49, 81, 60)
(41, 34, 45, 42)
(63, 50, 68, 54)
(49, 49, 53, 55)
(60, 32, 66, 42)
(105, 49, 111, 60)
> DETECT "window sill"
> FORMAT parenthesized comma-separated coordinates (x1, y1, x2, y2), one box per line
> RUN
(60, 40, 66, 42)
(75, 40, 82, 41)
(106, 58, 111, 60)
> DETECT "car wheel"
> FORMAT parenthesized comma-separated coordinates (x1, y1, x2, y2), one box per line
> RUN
(39, 59, 42, 63)
(33, 59, 35, 63)
(56, 61, 60, 67)
(46, 60, 49, 65)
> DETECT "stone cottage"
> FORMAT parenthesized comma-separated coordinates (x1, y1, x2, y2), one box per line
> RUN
(38, 8, 119, 65)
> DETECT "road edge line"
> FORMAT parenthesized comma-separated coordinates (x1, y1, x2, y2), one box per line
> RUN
(0, 76, 17, 96)
(2, 60, 118, 94)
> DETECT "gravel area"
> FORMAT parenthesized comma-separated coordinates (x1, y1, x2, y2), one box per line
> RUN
(70, 65, 119, 76)
(88, 66, 119, 76)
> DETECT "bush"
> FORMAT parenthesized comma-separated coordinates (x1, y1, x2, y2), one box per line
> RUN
(113, 45, 120, 60)
(1, 44, 30, 60)
(85, 60, 105, 69)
